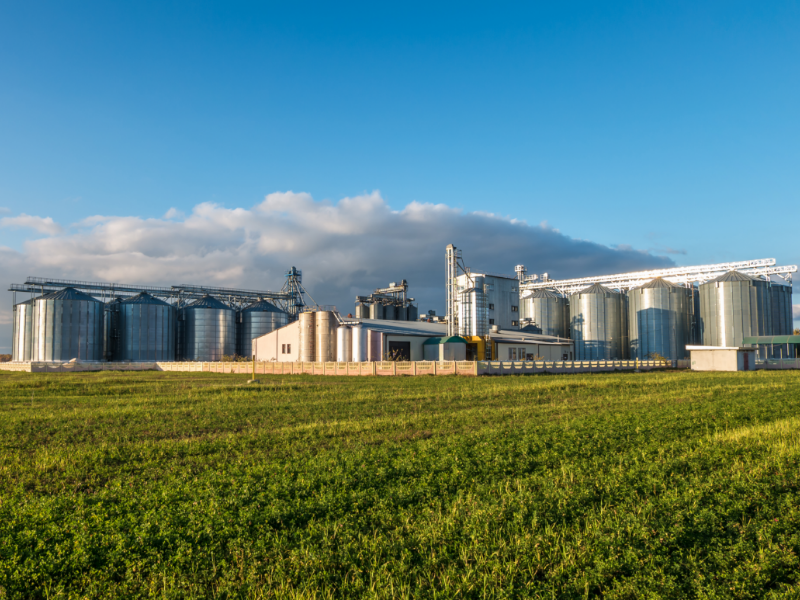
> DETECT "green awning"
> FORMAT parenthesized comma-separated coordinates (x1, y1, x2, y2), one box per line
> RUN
(742, 336, 800, 345)
(423, 336, 468, 345)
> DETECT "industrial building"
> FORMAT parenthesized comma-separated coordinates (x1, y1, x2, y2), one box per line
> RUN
(7, 251, 797, 367)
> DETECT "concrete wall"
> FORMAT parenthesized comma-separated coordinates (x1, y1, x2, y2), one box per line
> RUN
(496, 342, 572, 361)
(254, 320, 300, 362)
(690, 348, 756, 371)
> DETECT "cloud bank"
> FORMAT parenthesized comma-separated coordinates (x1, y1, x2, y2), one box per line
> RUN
(1, 213, 63, 235)
(0, 191, 677, 351)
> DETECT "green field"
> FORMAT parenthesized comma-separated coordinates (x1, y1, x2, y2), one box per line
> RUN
(1, 370, 800, 599)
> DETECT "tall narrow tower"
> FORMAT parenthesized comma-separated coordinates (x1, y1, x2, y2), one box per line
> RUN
(445, 244, 461, 336)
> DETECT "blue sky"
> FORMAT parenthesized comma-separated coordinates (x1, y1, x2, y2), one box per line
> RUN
(0, 0, 798, 341)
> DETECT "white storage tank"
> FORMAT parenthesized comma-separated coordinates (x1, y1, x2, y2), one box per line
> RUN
(315, 310, 337, 362)
(569, 283, 629, 360)
(337, 326, 352, 362)
(351, 324, 368, 362)
(11, 298, 34, 362)
(699, 271, 771, 347)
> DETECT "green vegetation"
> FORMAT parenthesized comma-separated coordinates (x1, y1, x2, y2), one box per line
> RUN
(1, 370, 800, 599)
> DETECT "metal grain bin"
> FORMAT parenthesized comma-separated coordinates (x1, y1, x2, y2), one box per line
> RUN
(369, 303, 383, 320)
(569, 283, 628, 360)
(337, 326, 352, 362)
(383, 304, 397, 320)
(395, 305, 408, 321)
(237, 299, 288, 359)
(770, 283, 793, 336)
(31, 287, 104, 362)
(118, 292, 176, 361)
(699, 271, 771, 347)
(179, 295, 235, 361)
(407, 304, 418, 322)
(525, 289, 568, 338)
(628, 278, 692, 360)
(103, 298, 122, 361)
(355, 302, 370, 319)
(11, 299, 34, 361)
(315, 311, 337, 362)
(352, 324, 368, 362)
(298, 311, 316, 361)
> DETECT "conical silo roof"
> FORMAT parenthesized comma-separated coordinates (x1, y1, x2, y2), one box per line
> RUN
(241, 299, 286, 313)
(638, 277, 680, 290)
(185, 294, 231, 310)
(122, 291, 171, 306)
(38, 287, 101, 302)
(529, 289, 562, 298)
(574, 283, 617, 296)
(709, 270, 755, 284)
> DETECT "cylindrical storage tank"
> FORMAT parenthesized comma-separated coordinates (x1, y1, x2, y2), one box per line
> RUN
(11, 299, 34, 362)
(117, 292, 176, 361)
(770, 283, 794, 336)
(337, 326, 352, 362)
(298, 311, 316, 361)
(351, 324, 368, 361)
(628, 278, 692, 361)
(407, 304, 418, 322)
(699, 271, 772, 348)
(395, 305, 408, 321)
(315, 311, 337, 362)
(31, 287, 104, 362)
(179, 295, 235, 361)
(525, 289, 568, 338)
(383, 304, 397, 320)
(369, 303, 383, 320)
(355, 302, 370, 319)
(569, 283, 628, 360)
(237, 299, 289, 359)
(103, 298, 122, 361)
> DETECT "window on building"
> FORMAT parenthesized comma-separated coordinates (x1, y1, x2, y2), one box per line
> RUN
(489, 318, 495, 325)
(286, 344, 291, 354)
(511, 305, 518, 312)
(281, 344, 286, 354)
(511, 320, 519, 327)
(508, 347, 516, 360)
(519, 348, 526, 361)
(488, 303, 495, 310)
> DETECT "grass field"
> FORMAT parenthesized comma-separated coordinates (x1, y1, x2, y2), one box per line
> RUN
(1, 370, 800, 599)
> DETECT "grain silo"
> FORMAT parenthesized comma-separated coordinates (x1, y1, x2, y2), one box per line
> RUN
(628, 278, 692, 360)
(179, 295, 235, 361)
(770, 283, 794, 336)
(117, 292, 176, 361)
(337, 326, 352, 362)
(369, 303, 383, 320)
(298, 311, 316, 361)
(237, 299, 288, 359)
(524, 289, 569, 338)
(351, 324, 368, 362)
(355, 302, 371, 319)
(407, 304, 418, 322)
(569, 283, 628, 360)
(315, 310, 337, 362)
(31, 287, 104, 362)
(699, 271, 771, 347)
(103, 298, 122, 361)
(11, 298, 34, 362)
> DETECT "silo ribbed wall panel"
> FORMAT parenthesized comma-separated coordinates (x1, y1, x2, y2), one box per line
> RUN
(299, 312, 316, 361)
(315, 311, 336, 362)
(628, 284, 691, 361)
(118, 302, 176, 361)
(32, 295, 104, 362)
(530, 294, 568, 338)
(407, 305, 418, 322)
(570, 285, 626, 360)
(237, 309, 288, 358)
(181, 307, 236, 362)
(770, 284, 793, 335)
(351, 325, 368, 361)
(369, 303, 383, 320)
(700, 272, 766, 348)
(12, 301, 34, 361)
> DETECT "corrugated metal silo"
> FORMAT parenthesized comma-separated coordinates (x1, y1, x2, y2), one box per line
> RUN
(11, 299, 34, 362)
(770, 283, 793, 335)
(395, 305, 408, 321)
(699, 271, 771, 347)
(298, 311, 316, 361)
(569, 283, 628, 360)
(526, 289, 568, 338)
(352, 324, 368, 361)
(179, 295, 235, 361)
(32, 287, 104, 362)
(407, 304, 418, 322)
(103, 298, 122, 361)
(355, 302, 370, 319)
(237, 299, 288, 359)
(369, 303, 383, 320)
(315, 311, 337, 362)
(383, 304, 397, 320)
(337, 326, 352, 362)
(118, 292, 176, 361)
(628, 278, 692, 360)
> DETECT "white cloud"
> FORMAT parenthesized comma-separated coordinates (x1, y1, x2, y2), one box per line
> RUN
(793, 304, 800, 320)
(164, 208, 185, 219)
(0, 207, 10, 214)
(0, 213, 63, 235)
(0, 191, 676, 351)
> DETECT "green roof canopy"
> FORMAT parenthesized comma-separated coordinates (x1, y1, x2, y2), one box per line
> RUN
(742, 336, 800, 345)
(423, 336, 468, 345)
